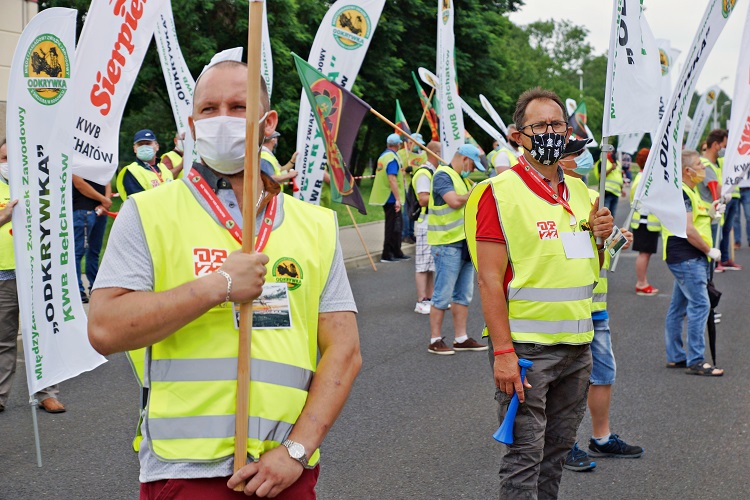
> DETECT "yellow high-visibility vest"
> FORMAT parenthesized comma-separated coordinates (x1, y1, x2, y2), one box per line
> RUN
(411, 166, 434, 222)
(465, 169, 598, 345)
(131, 180, 336, 465)
(427, 165, 471, 246)
(0, 180, 13, 271)
(261, 149, 282, 176)
(629, 173, 661, 232)
(662, 184, 713, 261)
(116, 161, 174, 200)
(369, 150, 404, 205)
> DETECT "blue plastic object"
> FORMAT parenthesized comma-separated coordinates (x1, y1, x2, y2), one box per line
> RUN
(493, 358, 533, 444)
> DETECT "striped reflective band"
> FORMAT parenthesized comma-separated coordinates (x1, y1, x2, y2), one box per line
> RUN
(148, 414, 292, 443)
(508, 284, 593, 303)
(592, 293, 607, 303)
(428, 218, 464, 232)
(510, 318, 594, 334)
(430, 205, 457, 216)
(150, 358, 312, 391)
(600, 269, 607, 278)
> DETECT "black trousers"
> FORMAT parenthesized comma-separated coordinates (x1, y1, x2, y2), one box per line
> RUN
(382, 202, 404, 260)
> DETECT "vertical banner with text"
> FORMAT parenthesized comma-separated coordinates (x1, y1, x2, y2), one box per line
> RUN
(436, 0, 464, 160)
(71, 0, 161, 185)
(722, 4, 750, 197)
(155, 0, 197, 171)
(8, 8, 106, 395)
(294, 0, 386, 205)
(685, 85, 722, 150)
(633, 0, 739, 237)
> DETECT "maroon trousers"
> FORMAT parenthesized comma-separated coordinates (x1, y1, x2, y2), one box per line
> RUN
(140, 465, 320, 500)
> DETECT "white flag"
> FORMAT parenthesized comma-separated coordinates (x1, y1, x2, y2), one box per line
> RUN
(602, 0, 661, 136)
(619, 132, 644, 155)
(154, 0, 197, 172)
(7, 8, 107, 395)
(294, 0, 386, 205)
(479, 94, 509, 136)
(685, 85, 722, 150)
(460, 98, 510, 149)
(722, 5, 750, 197)
(634, 0, 739, 237)
(436, 0, 464, 160)
(70, 0, 162, 185)
(261, 0, 273, 98)
(655, 39, 679, 127)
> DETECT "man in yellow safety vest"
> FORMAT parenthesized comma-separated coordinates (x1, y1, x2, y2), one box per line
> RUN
(89, 61, 361, 498)
(116, 130, 174, 200)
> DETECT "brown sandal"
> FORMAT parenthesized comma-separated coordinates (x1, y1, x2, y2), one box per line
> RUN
(685, 362, 724, 377)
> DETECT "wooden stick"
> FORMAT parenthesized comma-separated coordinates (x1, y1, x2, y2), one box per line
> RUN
(369, 108, 448, 165)
(234, 0, 264, 490)
(346, 205, 377, 272)
(415, 87, 436, 136)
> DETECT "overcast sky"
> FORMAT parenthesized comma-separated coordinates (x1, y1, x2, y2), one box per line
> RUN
(509, 0, 747, 99)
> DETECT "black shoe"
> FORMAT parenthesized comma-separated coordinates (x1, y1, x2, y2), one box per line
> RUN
(563, 443, 596, 471)
(588, 434, 644, 458)
(380, 257, 398, 263)
(395, 255, 412, 261)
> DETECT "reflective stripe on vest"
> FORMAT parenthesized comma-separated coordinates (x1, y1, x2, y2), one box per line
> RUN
(662, 184, 712, 261)
(133, 181, 336, 465)
(592, 259, 609, 313)
(369, 150, 404, 205)
(427, 165, 470, 245)
(604, 160, 623, 197)
(465, 169, 598, 345)
(116, 161, 174, 200)
(629, 173, 661, 231)
(0, 180, 13, 270)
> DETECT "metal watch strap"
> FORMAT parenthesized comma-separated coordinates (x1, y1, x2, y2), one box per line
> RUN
(282, 439, 310, 468)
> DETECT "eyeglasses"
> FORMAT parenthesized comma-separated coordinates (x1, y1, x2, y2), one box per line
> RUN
(519, 121, 568, 136)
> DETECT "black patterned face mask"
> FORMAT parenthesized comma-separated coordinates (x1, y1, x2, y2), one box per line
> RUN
(528, 133, 566, 166)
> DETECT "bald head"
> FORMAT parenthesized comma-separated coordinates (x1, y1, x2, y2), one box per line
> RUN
(193, 61, 270, 116)
(426, 141, 442, 159)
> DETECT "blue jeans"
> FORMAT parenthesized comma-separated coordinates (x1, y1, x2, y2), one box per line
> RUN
(430, 244, 474, 310)
(590, 317, 616, 385)
(665, 258, 710, 367)
(74, 209, 107, 295)
(603, 192, 619, 221)
(720, 197, 740, 261)
(734, 188, 750, 245)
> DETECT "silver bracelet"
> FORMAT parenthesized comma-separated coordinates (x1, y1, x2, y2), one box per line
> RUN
(215, 270, 232, 303)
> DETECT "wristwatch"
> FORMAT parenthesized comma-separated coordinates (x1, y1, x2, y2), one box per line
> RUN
(282, 439, 309, 467)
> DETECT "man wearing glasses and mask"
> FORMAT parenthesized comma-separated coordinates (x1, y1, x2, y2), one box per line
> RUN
(465, 88, 614, 498)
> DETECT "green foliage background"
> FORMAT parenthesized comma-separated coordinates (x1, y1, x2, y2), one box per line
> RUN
(41, 0, 621, 174)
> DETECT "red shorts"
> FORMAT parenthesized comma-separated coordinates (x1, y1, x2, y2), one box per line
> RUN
(139, 465, 320, 500)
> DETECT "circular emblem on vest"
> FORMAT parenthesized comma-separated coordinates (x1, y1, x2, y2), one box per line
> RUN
(225, 220, 235, 229)
(272, 258, 303, 290)
(191, 175, 200, 183)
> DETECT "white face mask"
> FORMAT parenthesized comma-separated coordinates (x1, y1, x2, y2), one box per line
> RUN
(0, 163, 8, 182)
(194, 116, 248, 175)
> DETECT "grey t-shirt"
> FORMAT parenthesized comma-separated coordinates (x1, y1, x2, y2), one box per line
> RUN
(697, 160, 718, 204)
(94, 168, 356, 482)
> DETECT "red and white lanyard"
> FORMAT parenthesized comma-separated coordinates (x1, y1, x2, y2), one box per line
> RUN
(191, 173, 277, 252)
(520, 159, 577, 228)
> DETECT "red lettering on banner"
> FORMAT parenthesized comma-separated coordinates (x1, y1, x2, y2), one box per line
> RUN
(193, 248, 228, 277)
(537, 221, 559, 240)
(90, 0, 147, 115)
(738, 117, 750, 156)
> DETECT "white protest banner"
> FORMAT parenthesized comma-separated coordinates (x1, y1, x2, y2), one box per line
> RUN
(460, 98, 509, 148)
(634, 0, 739, 238)
(619, 133, 644, 155)
(656, 39, 680, 126)
(685, 85, 721, 150)
(71, 0, 162, 186)
(436, 0, 464, 160)
(603, 0, 661, 137)
(479, 94, 509, 136)
(7, 8, 106, 395)
(722, 4, 750, 196)
(294, 0, 386, 205)
(154, 0, 197, 171)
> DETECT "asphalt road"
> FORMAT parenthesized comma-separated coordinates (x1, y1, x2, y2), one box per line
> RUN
(3, 201, 750, 499)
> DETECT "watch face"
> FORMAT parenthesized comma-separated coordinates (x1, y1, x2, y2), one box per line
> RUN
(288, 442, 305, 459)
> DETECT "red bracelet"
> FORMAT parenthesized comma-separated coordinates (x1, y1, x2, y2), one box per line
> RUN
(493, 348, 515, 356)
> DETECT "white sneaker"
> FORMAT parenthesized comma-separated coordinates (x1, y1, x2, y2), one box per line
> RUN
(414, 301, 431, 314)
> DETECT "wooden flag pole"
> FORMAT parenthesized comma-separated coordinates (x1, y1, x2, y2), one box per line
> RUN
(233, 0, 264, 491)
(346, 205, 377, 271)
(370, 108, 448, 165)
(415, 87, 436, 136)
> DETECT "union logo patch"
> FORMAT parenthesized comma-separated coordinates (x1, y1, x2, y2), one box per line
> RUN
(193, 248, 228, 277)
(331, 6, 372, 50)
(272, 257, 303, 291)
(24, 33, 71, 106)
(537, 221, 559, 240)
